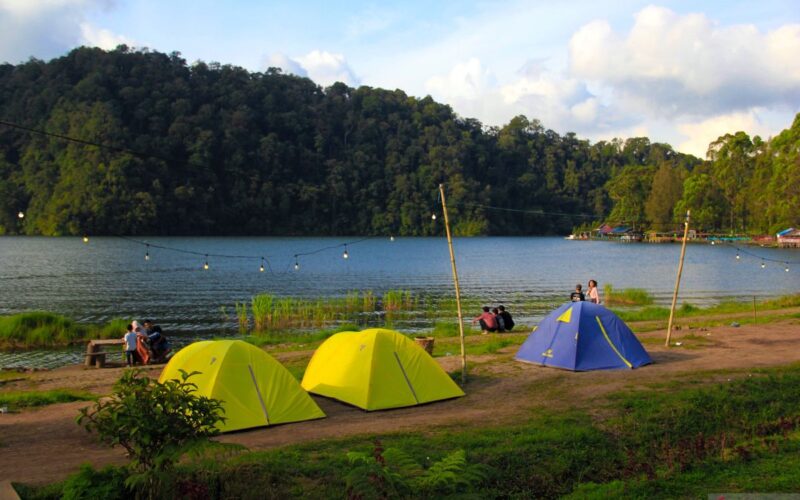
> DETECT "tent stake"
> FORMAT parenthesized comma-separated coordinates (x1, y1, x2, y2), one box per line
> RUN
(666, 210, 690, 346)
(439, 183, 467, 384)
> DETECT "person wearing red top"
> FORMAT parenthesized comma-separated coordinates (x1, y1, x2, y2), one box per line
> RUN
(472, 306, 498, 333)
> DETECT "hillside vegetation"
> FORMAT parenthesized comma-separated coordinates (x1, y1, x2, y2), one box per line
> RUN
(0, 46, 798, 236)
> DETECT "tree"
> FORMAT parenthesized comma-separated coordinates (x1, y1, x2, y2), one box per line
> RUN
(645, 163, 686, 229)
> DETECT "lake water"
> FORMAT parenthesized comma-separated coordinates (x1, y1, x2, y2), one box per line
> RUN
(1, 236, 797, 368)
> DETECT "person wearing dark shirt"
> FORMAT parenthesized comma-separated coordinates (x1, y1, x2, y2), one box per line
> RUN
(492, 307, 506, 332)
(570, 284, 585, 302)
(497, 305, 514, 331)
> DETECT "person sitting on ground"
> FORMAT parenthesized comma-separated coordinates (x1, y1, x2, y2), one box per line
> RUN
(497, 305, 515, 331)
(586, 279, 601, 304)
(123, 323, 138, 367)
(148, 325, 169, 360)
(472, 306, 498, 333)
(132, 321, 151, 364)
(492, 307, 506, 333)
(570, 284, 585, 302)
(142, 319, 154, 336)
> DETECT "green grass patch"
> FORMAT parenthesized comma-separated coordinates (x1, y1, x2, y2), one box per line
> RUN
(0, 312, 129, 349)
(0, 389, 96, 410)
(604, 284, 654, 306)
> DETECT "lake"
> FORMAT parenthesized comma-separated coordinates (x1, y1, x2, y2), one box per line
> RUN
(1, 236, 797, 368)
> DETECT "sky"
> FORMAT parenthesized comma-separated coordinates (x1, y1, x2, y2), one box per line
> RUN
(1, 0, 799, 157)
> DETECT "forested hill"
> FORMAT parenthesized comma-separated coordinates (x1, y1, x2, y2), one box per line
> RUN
(0, 46, 797, 236)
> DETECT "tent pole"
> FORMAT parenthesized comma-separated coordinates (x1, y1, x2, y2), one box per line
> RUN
(439, 183, 467, 384)
(666, 210, 690, 347)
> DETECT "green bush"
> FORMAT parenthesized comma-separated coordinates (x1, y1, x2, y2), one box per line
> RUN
(77, 369, 225, 473)
(0, 389, 95, 410)
(61, 464, 129, 500)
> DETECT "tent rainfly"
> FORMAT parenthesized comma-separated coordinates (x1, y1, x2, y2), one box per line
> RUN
(159, 340, 325, 432)
(515, 301, 652, 371)
(301, 328, 465, 410)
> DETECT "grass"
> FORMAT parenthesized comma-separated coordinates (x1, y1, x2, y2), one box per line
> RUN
(0, 312, 129, 349)
(23, 362, 800, 498)
(0, 389, 96, 410)
(604, 284, 654, 306)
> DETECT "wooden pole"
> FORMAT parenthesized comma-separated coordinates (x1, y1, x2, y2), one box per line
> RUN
(666, 210, 691, 347)
(439, 183, 467, 384)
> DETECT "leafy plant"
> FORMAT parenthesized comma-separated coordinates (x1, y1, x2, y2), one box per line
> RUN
(345, 439, 488, 499)
(77, 369, 225, 473)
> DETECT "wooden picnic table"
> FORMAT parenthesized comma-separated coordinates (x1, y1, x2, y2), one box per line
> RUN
(84, 338, 125, 368)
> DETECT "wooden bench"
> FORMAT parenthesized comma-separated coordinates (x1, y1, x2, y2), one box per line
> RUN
(85, 339, 125, 368)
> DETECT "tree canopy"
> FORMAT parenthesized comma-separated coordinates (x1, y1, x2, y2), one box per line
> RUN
(0, 46, 797, 236)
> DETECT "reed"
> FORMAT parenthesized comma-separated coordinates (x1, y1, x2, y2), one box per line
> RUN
(235, 302, 249, 333)
(245, 290, 419, 333)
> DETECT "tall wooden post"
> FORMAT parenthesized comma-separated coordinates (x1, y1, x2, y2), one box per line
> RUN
(666, 210, 691, 346)
(439, 183, 467, 384)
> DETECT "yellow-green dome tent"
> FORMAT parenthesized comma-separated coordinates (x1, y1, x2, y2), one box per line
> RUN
(159, 340, 325, 432)
(301, 328, 464, 411)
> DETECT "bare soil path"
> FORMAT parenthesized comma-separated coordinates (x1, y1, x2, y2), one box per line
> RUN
(2, 320, 800, 485)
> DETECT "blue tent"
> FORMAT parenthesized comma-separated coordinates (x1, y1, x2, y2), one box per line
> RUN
(515, 302, 652, 371)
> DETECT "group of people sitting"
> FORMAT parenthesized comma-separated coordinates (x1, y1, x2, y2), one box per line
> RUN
(123, 319, 170, 366)
(570, 279, 601, 304)
(471, 305, 515, 334)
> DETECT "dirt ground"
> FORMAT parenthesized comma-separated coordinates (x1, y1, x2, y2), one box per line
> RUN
(2, 319, 800, 485)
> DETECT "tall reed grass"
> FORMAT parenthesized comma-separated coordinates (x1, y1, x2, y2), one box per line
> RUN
(240, 290, 419, 333)
(0, 312, 129, 349)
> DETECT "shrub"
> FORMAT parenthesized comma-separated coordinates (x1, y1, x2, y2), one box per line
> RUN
(61, 464, 129, 500)
(77, 369, 225, 473)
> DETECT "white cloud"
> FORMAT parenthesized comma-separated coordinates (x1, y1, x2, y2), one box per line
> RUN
(0, 0, 125, 63)
(264, 50, 358, 87)
(568, 5, 800, 117)
(677, 110, 774, 158)
(425, 57, 494, 101)
(79, 22, 133, 50)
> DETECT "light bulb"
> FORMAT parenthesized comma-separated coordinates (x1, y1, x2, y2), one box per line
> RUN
(735, 252, 740, 260)
(259, 259, 265, 272)
(82, 235, 89, 243)
(761, 261, 765, 269)
(145, 252, 150, 261)
(390, 235, 395, 242)
(203, 255, 209, 270)
(294, 262, 300, 271)
(343, 246, 349, 259)
(431, 213, 437, 220)
(710, 240, 715, 245)
(17, 211, 24, 219)
(785, 264, 790, 272)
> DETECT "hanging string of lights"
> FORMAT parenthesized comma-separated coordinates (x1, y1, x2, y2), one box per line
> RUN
(710, 239, 800, 271)
(115, 235, 374, 273)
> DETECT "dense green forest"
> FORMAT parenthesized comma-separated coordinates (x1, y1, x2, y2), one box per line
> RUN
(0, 46, 798, 236)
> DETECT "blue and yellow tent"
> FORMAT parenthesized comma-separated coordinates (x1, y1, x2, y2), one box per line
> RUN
(515, 302, 652, 371)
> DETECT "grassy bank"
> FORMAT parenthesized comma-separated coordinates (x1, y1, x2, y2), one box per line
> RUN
(614, 294, 800, 326)
(0, 312, 128, 350)
(16, 361, 800, 499)
(0, 389, 96, 411)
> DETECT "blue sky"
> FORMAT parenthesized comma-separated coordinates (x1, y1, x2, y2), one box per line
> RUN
(1, 0, 799, 156)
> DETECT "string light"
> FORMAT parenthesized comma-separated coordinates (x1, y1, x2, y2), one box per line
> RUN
(761, 260, 766, 269)
(343, 244, 349, 259)
(203, 254, 209, 270)
(145, 244, 150, 261)
(785, 263, 790, 272)
(735, 251, 740, 260)
(431, 213, 437, 220)
(294, 255, 300, 271)
(17, 211, 24, 219)
(82, 235, 89, 244)
(259, 257, 265, 272)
